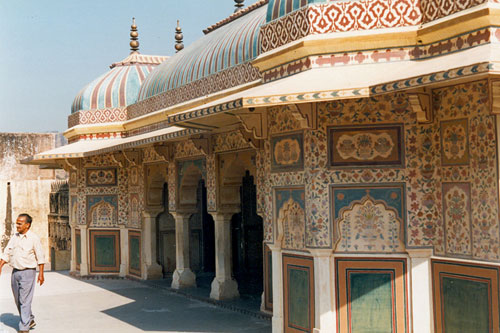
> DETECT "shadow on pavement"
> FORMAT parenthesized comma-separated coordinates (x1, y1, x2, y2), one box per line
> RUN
(59, 272, 271, 333)
(0, 313, 19, 331)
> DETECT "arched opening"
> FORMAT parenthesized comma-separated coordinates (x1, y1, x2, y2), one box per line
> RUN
(230, 170, 263, 296)
(178, 161, 215, 286)
(189, 179, 215, 285)
(156, 183, 176, 277)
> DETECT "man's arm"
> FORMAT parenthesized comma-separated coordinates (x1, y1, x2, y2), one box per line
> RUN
(0, 259, 6, 276)
(0, 237, 13, 276)
(37, 263, 44, 285)
(33, 234, 46, 286)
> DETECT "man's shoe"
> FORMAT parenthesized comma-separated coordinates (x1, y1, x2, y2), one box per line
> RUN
(18, 331, 29, 333)
(29, 320, 36, 329)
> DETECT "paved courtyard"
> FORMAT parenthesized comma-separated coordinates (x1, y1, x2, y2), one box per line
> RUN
(0, 266, 271, 333)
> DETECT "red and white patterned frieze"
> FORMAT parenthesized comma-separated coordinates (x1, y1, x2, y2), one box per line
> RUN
(68, 107, 127, 128)
(262, 27, 497, 83)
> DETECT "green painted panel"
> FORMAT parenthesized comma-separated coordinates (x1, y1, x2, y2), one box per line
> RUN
(442, 276, 490, 333)
(350, 272, 393, 333)
(76, 234, 81, 265)
(95, 235, 116, 267)
(130, 236, 140, 271)
(288, 267, 310, 329)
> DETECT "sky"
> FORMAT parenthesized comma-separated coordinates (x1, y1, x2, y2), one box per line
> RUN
(0, 0, 238, 133)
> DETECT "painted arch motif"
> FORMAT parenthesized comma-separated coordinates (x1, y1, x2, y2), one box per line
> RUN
(335, 195, 404, 253)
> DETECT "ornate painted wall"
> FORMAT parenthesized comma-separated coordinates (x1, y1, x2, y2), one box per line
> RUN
(260, 80, 499, 262)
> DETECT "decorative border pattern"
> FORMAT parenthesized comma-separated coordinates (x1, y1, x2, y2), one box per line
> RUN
(262, 27, 496, 83)
(68, 107, 127, 128)
(128, 63, 260, 119)
(261, 1, 421, 53)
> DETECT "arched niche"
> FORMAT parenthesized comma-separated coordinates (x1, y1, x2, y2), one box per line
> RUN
(334, 195, 405, 253)
(218, 151, 257, 212)
(146, 163, 168, 208)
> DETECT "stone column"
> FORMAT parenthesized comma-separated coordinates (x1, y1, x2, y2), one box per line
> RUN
(119, 227, 128, 277)
(69, 226, 77, 273)
(79, 225, 89, 276)
(269, 243, 284, 333)
(210, 212, 239, 300)
(142, 209, 163, 280)
(408, 249, 434, 333)
(171, 212, 196, 288)
(310, 249, 336, 333)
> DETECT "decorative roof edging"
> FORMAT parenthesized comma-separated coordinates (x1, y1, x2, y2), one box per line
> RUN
(204, 0, 268, 34)
(94, 128, 204, 156)
(261, 26, 497, 83)
(128, 63, 260, 119)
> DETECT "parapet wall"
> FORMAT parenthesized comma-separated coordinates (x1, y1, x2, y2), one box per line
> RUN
(0, 133, 66, 270)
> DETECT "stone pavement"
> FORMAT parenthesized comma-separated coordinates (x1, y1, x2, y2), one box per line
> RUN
(0, 266, 271, 333)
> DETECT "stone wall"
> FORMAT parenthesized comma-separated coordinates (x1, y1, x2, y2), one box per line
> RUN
(0, 133, 66, 270)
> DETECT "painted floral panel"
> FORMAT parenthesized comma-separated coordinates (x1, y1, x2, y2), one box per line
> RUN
(440, 118, 469, 166)
(442, 183, 472, 256)
(329, 125, 404, 168)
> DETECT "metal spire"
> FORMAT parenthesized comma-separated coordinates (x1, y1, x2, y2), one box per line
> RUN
(130, 17, 139, 53)
(234, 0, 244, 12)
(175, 20, 184, 53)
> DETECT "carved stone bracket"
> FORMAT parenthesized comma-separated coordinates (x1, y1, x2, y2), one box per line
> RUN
(153, 144, 174, 162)
(407, 88, 432, 123)
(235, 108, 268, 139)
(111, 151, 126, 168)
(189, 134, 211, 155)
(490, 80, 500, 114)
(290, 103, 317, 129)
(61, 158, 78, 172)
(123, 150, 142, 166)
(239, 127, 262, 149)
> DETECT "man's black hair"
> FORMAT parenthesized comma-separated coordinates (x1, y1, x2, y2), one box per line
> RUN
(18, 213, 33, 224)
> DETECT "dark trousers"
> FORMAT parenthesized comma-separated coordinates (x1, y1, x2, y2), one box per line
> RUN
(11, 268, 36, 331)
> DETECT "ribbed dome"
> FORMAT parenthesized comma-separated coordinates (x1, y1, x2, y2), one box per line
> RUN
(136, 4, 266, 102)
(267, 0, 319, 22)
(71, 53, 168, 114)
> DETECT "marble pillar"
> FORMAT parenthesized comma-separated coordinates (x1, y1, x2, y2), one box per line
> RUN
(210, 212, 239, 300)
(171, 212, 196, 288)
(79, 225, 89, 276)
(119, 227, 128, 277)
(142, 209, 163, 280)
(408, 249, 434, 333)
(269, 244, 283, 333)
(310, 249, 335, 333)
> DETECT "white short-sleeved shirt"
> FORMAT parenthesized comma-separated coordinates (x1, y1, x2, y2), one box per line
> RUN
(1, 230, 45, 270)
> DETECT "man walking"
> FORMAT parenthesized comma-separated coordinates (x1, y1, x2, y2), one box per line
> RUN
(0, 213, 45, 333)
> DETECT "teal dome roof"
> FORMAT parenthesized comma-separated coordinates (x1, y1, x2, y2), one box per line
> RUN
(267, 0, 322, 22)
(137, 3, 266, 102)
(71, 53, 167, 114)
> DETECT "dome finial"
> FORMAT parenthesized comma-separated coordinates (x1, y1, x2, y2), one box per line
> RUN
(234, 0, 244, 12)
(175, 20, 184, 53)
(130, 17, 139, 53)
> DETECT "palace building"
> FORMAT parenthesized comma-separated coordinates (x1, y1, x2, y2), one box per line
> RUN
(26, 0, 500, 332)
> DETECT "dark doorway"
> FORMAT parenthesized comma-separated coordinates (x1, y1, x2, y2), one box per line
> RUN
(231, 170, 263, 296)
(156, 183, 176, 278)
(189, 179, 215, 285)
